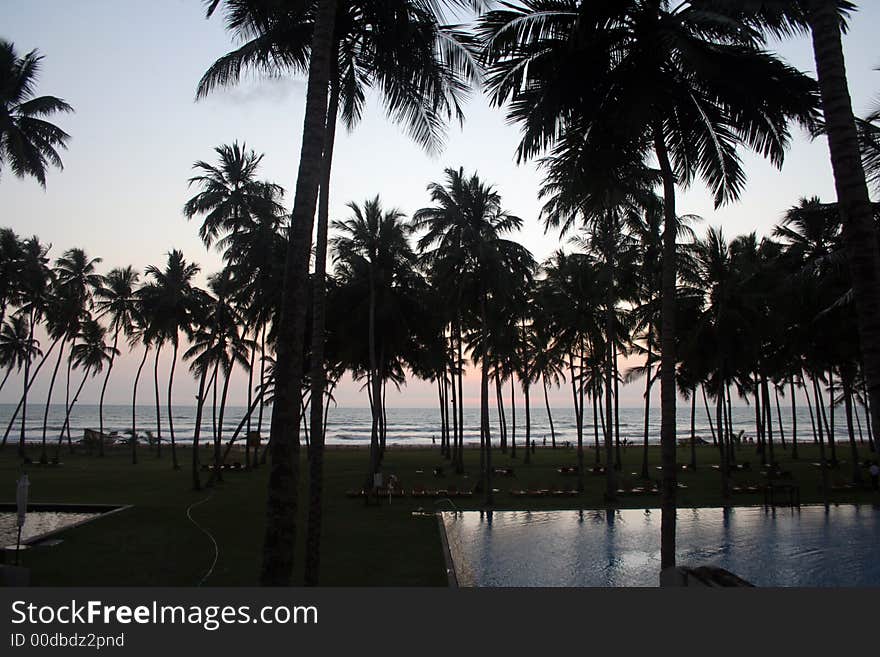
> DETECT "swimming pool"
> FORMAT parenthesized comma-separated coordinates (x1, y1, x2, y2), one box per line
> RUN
(441, 505, 880, 587)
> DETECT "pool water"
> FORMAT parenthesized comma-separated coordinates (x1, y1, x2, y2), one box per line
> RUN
(441, 506, 880, 587)
(0, 511, 101, 548)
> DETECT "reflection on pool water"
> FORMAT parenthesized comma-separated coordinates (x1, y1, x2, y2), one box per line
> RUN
(0, 511, 101, 547)
(442, 506, 880, 587)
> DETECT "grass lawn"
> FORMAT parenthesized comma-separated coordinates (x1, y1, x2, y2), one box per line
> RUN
(2, 439, 878, 586)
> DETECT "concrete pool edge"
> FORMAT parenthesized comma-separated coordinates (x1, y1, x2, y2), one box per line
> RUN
(436, 513, 459, 588)
(0, 503, 133, 546)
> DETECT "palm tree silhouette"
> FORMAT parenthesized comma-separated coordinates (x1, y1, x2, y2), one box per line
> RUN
(0, 39, 73, 187)
(479, 0, 818, 571)
(94, 266, 140, 457)
(414, 167, 534, 503)
(141, 250, 202, 470)
(0, 315, 39, 396)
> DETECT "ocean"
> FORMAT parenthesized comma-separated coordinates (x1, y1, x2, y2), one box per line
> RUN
(0, 401, 865, 448)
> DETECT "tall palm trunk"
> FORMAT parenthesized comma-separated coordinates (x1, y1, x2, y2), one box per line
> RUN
(542, 376, 556, 449)
(192, 364, 211, 491)
(245, 332, 256, 468)
(604, 305, 616, 500)
(260, 0, 338, 586)
(40, 339, 66, 463)
(18, 315, 38, 458)
(523, 373, 531, 466)
(654, 122, 678, 572)
(449, 339, 460, 469)
(812, 376, 830, 503)
(775, 386, 786, 449)
(98, 327, 120, 457)
(64, 337, 75, 452)
(827, 370, 838, 464)
(367, 269, 381, 480)
(215, 362, 233, 479)
(153, 342, 164, 458)
(843, 376, 862, 485)
(689, 388, 697, 471)
(807, 1, 880, 450)
(481, 300, 493, 505)
(509, 367, 517, 459)
(131, 345, 149, 465)
(716, 385, 729, 497)
(762, 376, 775, 464)
(496, 372, 507, 452)
(456, 320, 465, 472)
(167, 338, 180, 469)
(701, 384, 717, 445)
(641, 328, 653, 478)
(790, 378, 799, 459)
(568, 351, 584, 486)
(255, 322, 267, 462)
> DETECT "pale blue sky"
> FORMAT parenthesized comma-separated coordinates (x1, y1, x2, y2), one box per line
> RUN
(2, 0, 879, 408)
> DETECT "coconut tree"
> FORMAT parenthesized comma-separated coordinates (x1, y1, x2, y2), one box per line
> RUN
(0, 315, 36, 393)
(331, 196, 418, 478)
(414, 167, 534, 503)
(140, 250, 203, 470)
(56, 319, 115, 457)
(701, 0, 880, 449)
(479, 0, 818, 571)
(0, 39, 73, 187)
(8, 237, 51, 457)
(0, 228, 23, 326)
(94, 266, 140, 457)
(54, 248, 102, 451)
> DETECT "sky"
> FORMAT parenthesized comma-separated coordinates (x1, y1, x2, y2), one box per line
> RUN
(2, 0, 879, 410)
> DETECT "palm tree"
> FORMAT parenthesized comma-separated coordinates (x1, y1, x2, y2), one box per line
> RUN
(331, 196, 417, 479)
(0, 228, 23, 326)
(9, 237, 51, 457)
(0, 39, 73, 187)
(140, 250, 203, 470)
(202, 0, 479, 586)
(478, 0, 818, 572)
(414, 167, 534, 504)
(0, 315, 36, 393)
(183, 141, 285, 249)
(127, 312, 151, 465)
(56, 319, 115, 457)
(94, 267, 140, 457)
(707, 0, 880, 452)
(54, 248, 102, 452)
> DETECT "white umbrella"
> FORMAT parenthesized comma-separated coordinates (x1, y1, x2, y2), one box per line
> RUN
(15, 474, 28, 564)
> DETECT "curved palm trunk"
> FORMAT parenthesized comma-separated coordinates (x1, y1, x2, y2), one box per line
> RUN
(261, 0, 338, 587)
(654, 123, 678, 572)
(56, 369, 89, 459)
(827, 371, 837, 465)
(592, 374, 600, 466)
(0, 368, 12, 394)
(523, 376, 531, 466)
(40, 339, 66, 463)
(5, 336, 59, 452)
(449, 341, 460, 469)
(18, 315, 38, 458)
(762, 376, 775, 464)
(542, 376, 556, 449)
(716, 385, 729, 497)
(254, 322, 267, 464)
(614, 347, 621, 470)
(131, 345, 149, 465)
(167, 338, 179, 469)
(807, 1, 880, 451)
(367, 273, 381, 480)
(98, 328, 120, 457)
(153, 343, 164, 458)
(216, 390, 264, 472)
